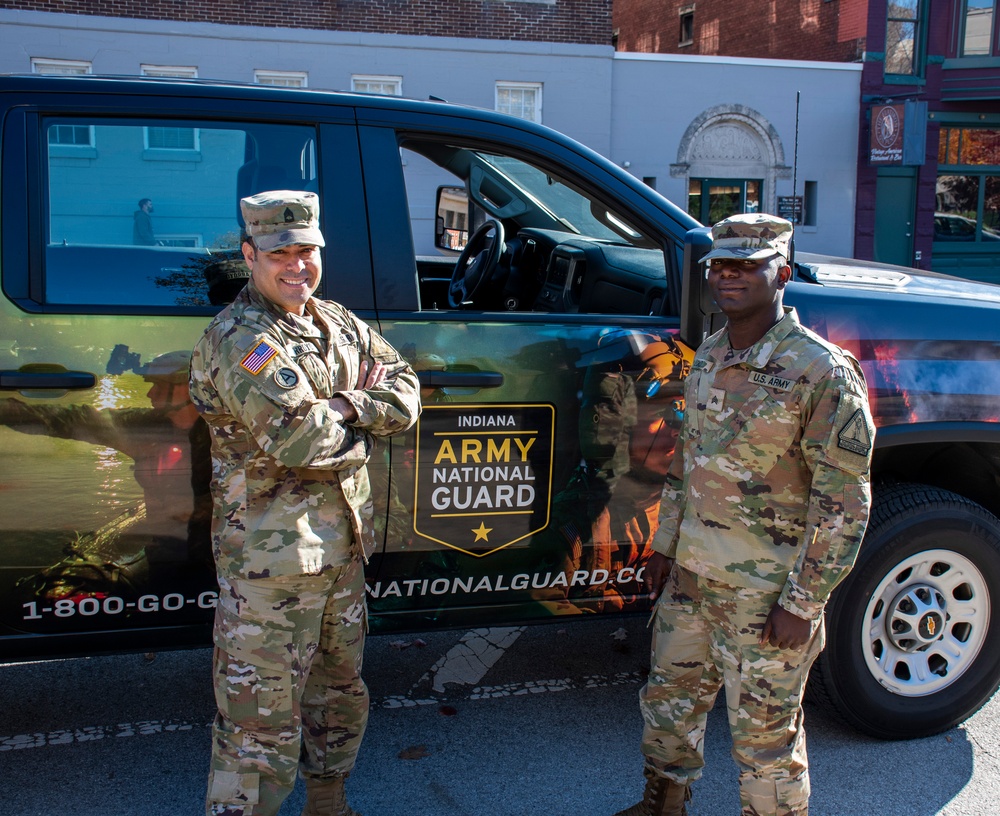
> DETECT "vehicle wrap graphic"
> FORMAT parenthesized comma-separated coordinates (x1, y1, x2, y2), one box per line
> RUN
(413, 404, 555, 556)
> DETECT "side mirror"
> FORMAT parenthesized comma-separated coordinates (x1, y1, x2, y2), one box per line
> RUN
(679, 227, 717, 349)
(435, 185, 470, 252)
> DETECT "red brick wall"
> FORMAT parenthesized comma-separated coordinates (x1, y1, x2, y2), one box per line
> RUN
(0, 0, 611, 45)
(614, 0, 868, 61)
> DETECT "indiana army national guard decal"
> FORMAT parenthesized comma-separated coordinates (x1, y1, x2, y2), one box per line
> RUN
(414, 404, 555, 556)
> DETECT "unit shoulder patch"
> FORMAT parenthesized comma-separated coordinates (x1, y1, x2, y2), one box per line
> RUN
(274, 367, 299, 389)
(821, 388, 874, 475)
(838, 408, 873, 456)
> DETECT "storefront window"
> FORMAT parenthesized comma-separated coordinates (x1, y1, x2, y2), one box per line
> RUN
(939, 127, 1000, 165)
(962, 0, 995, 56)
(935, 174, 1000, 242)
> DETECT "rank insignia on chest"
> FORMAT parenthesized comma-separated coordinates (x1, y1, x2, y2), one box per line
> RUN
(708, 387, 726, 411)
(240, 341, 278, 375)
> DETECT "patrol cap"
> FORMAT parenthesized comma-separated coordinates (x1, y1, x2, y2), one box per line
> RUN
(700, 213, 793, 263)
(204, 257, 250, 306)
(240, 190, 326, 252)
(140, 350, 191, 384)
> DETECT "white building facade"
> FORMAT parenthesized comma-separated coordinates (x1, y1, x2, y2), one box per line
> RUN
(0, 8, 861, 256)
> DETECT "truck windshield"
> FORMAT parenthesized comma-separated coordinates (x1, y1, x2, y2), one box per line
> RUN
(478, 153, 644, 245)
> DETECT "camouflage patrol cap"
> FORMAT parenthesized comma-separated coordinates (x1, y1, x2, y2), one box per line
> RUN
(240, 190, 326, 252)
(140, 350, 191, 384)
(204, 257, 250, 306)
(700, 213, 793, 263)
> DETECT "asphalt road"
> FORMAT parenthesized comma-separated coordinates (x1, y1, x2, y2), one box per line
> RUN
(2, 615, 998, 815)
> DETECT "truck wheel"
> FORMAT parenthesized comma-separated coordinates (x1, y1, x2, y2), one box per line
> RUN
(812, 482, 1000, 740)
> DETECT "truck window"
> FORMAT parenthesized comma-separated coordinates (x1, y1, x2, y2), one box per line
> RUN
(399, 138, 672, 317)
(41, 118, 318, 309)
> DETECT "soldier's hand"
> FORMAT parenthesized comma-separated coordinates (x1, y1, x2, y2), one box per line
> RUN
(327, 361, 388, 423)
(358, 360, 388, 390)
(644, 552, 675, 601)
(760, 603, 812, 650)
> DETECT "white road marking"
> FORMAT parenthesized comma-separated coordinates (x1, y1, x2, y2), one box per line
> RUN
(1, 667, 647, 751)
(1, 627, 645, 751)
(426, 626, 524, 693)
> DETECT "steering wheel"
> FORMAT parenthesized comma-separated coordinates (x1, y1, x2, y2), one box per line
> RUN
(448, 220, 505, 308)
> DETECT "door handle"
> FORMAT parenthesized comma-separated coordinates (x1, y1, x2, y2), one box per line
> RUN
(1, 370, 97, 390)
(416, 370, 504, 389)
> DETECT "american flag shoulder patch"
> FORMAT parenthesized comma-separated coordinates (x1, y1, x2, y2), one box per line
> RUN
(240, 340, 278, 375)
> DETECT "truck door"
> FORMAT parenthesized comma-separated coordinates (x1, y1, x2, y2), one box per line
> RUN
(0, 101, 367, 656)
(357, 123, 695, 630)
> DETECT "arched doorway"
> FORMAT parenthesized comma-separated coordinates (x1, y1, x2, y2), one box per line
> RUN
(671, 104, 791, 225)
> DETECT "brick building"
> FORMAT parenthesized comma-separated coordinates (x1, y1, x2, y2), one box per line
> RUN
(0, 0, 611, 44)
(612, 0, 868, 62)
(614, 0, 1000, 284)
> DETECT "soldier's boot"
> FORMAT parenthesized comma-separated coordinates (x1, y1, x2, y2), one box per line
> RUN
(300, 773, 361, 816)
(612, 765, 692, 816)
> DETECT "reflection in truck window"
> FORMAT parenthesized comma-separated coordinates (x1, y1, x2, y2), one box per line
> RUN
(42, 119, 318, 308)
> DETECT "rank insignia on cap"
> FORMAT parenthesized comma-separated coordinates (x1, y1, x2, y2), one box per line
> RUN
(240, 341, 278, 375)
(838, 408, 873, 456)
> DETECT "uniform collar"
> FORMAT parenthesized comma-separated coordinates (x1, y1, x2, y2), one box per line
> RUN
(241, 278, 327, 338)
(713, 306, 800, 370)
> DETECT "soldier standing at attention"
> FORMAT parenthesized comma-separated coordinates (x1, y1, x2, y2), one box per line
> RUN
(190, 190, 421, 816)
(614, 214, 874, 816)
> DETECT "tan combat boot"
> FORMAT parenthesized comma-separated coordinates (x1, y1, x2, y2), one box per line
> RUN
(301, 773, 361, 816)
(612, 765, 691, 816)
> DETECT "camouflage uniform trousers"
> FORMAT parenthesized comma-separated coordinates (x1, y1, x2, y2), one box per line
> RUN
(206, 556, 369, 816)
(638, 565, 825, 816)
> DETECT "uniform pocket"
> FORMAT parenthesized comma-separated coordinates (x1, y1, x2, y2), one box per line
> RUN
(723, 388, 800, 478)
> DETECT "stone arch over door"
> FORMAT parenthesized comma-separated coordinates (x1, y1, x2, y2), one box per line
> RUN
(671, 104, 791, 218)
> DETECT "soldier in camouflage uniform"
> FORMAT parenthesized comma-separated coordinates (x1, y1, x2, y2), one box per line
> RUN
(189, 191, 421, 816)
(614, 214, 874, 816)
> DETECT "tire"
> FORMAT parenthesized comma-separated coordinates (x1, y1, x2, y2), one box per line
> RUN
(812, 482, 1000, 740)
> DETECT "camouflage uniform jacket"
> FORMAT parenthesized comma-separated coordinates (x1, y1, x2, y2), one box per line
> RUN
(652, 308, 874, 620)
(189, 279, 421, 580)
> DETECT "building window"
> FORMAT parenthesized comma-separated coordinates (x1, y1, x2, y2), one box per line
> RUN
(254, 70, 308, 88)
(141, 65, 198, 79)
(34, 60, 96, 148)
(141, 67, 199, 155)
(145, 127, 199, 151)
(496, 82, 542, 123)
(936, 126, 1000, 242)
(157, 235, 203, 248)
(352, 75, 402, 96)
(679, 6, 695, 46)
(47, 124, 95, 148)
(31, 58, 92, 75)
(961, 0, 995, 56)
(885, 1, 923, 77)
(803, 181, 818, 227)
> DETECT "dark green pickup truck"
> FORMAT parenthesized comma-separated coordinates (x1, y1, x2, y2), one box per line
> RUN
(2, 74, 1000, 741)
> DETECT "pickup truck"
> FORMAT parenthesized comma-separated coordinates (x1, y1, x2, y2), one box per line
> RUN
(1, 74, 999, 742)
